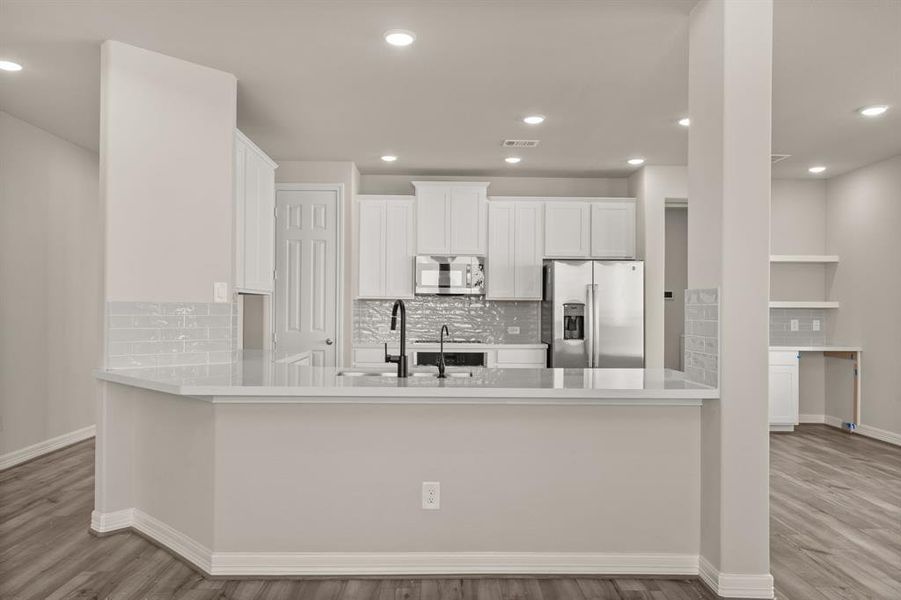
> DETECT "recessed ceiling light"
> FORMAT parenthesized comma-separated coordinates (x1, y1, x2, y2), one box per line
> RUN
(384, 30, 416, 47)
(678, 117, 690, 127)
(627, 158, 645, 166)
(505, 157, 522, 164)
(0, 60, 23, 72)
(808, 165, 826, 174)
(857, 105, 888, 117)
(381, 155, 398, 162)
(523, 115, 545, 125)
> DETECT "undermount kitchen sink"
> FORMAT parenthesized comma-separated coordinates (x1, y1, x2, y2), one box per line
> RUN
(338, 371, 473, 378)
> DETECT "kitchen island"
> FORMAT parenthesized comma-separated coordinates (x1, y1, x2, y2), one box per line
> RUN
(93, 352, 717, 578)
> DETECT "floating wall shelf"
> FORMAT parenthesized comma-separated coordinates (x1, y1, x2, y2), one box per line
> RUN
(769, 301, 840, 309)
(770, 255, 839, 263)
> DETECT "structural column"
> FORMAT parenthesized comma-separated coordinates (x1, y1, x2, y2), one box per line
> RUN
(688, 1, 773, 598)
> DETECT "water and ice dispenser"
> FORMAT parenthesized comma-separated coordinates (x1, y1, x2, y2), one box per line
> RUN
(562, 303, 585, 340)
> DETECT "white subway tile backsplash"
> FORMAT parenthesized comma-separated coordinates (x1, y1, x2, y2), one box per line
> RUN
(684, 288, 719, 388)
(105, 300, 237, 368)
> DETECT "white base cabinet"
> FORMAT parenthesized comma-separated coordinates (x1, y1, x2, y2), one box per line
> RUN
(235, 130, 277, 293)
(769, 351, 800, 431)
(487, 200, 544, 300)
(357, 196, 415, 299)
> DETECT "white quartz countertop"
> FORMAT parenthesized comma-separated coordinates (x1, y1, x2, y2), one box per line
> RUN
(355, 342, 548, 350)
(770, 345, 861, 352)
(94, 351, 717, 404)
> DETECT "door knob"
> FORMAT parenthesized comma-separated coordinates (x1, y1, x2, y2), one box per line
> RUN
(325, 338, 334, 345)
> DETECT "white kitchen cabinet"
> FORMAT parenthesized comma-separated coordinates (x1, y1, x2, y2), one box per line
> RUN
(357, 196, 414, 299)
(235, 130, 277, 293)
(488, 200, 544, 300)
(591, 200, 636, 258)
(544, 201, 591, 258)
(769, 351, 800, 431)
(413, 182, 488, 255)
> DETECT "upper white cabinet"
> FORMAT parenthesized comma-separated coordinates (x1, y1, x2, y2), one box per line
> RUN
(544, 198, 636, 259)
(235, 130, 277, 292)
(545, 201, 591, 258)
(488, 199, 544, 300)
(413, 182, 488, 255)
(769, 351, 800, 431)
(591, 200, 636, 258)
(357, 195, 414, 299)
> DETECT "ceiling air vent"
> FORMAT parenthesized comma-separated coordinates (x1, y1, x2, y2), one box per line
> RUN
(771, 154, 792, 164)
(503, 139, 540, 148)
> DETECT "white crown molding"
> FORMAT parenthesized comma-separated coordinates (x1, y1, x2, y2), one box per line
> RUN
(0, 425, 95, 471)
(89, 508, 698, 578)
(699, 556, 774, 599)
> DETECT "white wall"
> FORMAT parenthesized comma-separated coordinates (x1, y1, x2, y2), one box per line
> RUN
(102, 41, 237, 303)
(360, 174, 629, 197)
(0, 111, 101, 457)
(276, 161, 358, 366)
(629, 166, 688, 369)
(826, 154, 901, 437)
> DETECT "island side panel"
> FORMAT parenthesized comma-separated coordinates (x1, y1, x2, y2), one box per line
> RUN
(212, 402, 701, 555)
(94, 383, 217, 549)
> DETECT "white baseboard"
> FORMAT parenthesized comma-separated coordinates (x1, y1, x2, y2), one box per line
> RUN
(855, 424, 901, 447)
(824, 415, 844, 428)
(798, 414, 826, 424)
(699, 556, 774, 599)
(89, 509, 697, 578)
(0, 425, 96, 471)
(210, 551, 699, 577)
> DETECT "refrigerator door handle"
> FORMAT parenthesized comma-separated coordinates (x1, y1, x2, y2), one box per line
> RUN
(586, 284, 596, 368)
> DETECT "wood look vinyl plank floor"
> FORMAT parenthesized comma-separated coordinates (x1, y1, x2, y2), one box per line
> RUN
(0, 425, 898, 599)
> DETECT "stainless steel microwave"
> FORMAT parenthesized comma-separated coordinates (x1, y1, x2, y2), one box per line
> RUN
(415, 256, 485, 296)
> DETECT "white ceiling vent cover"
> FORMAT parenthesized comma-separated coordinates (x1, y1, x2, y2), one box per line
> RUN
(503, 139, 540, 148)
(771, 154, 792, 164)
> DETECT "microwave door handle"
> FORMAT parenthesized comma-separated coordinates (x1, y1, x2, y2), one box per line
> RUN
(586, 284, 595, 368)
(466, 264, 471, 286)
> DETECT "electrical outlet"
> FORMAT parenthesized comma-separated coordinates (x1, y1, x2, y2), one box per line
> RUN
(790, 319, 799, 332)
(213, 282, 229, 303)
(812, 319, 821, 332)
(507, 326, 521, 335)
(422, 481, 440, 510)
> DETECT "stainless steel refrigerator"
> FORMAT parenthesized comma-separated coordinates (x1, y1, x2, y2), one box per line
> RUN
(541, 260, 644, 368)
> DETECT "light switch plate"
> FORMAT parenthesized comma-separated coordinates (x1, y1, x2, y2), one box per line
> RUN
(213, 282, 229, 303)
(507, 326, 521, 335)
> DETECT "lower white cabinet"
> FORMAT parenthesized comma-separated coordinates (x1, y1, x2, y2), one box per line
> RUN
(235, 130, 277, 292)
(357, 196, 414, 299)
(769, 351, 799, 431)
(487, 200, 544, 300)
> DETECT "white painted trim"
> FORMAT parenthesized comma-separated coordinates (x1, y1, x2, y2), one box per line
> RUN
(854, 424, 901, 447)
(698, 556, 774, 599)
(274, 183, 346, 368)
(235, 129, 278, 169)
(0, 425, 96, 471)
(798, 414, 826, 424)
(824, 415, 845, 428)
(88, 509, 700, 578)
(769, 254, 839, 263)
(210, 551, 698, 577)
(768, 301, 840, 309)
(769, 424, 795, 433)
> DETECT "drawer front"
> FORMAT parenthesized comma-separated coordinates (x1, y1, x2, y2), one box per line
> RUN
(769, 351, 799, 366)
(496, 348, 546, 367)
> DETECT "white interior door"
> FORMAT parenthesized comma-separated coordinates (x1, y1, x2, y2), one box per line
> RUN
(275, 187, 339, 366)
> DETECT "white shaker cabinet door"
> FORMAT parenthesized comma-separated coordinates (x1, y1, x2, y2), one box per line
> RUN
(487, 201, 516, 299)
(384, 199, 415, 298)
(769, 352, 799, 430)
(544, 201, 591, 258)
(357, 199, 386, 298)
(514, 202, 544, 299)
(235, 130, 277, 293)
(415, 184, 451, 254)
(449, 185, 487, 255)
(590, 200, 636, 258)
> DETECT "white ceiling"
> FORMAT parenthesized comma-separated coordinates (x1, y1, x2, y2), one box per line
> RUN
(0, 0, 898, 179)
